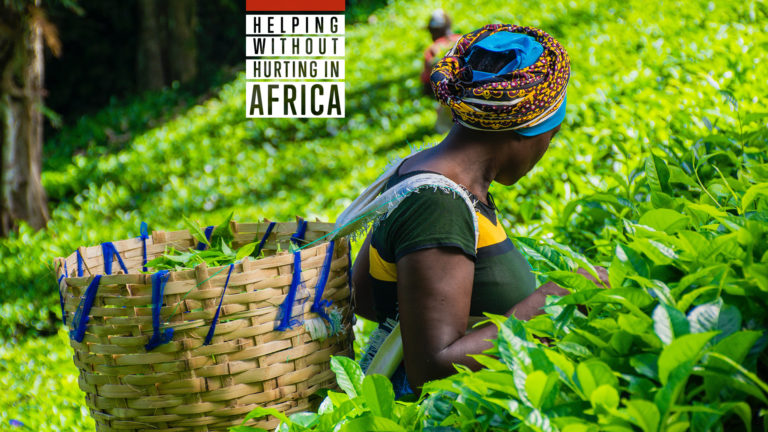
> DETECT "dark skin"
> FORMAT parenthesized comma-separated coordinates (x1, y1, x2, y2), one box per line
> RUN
(351, 123, 610, 391)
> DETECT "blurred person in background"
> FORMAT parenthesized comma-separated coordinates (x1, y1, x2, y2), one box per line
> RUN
(421, 10, 461, 134)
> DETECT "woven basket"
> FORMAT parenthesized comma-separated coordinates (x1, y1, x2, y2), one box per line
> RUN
(54, 220, 354, 432)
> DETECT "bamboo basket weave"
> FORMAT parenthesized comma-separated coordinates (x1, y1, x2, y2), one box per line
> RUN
(53, 220, 354, 432)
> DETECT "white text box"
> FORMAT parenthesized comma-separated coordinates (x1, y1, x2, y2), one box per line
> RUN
(246, 14, 344, 35)
(246, 82, 345, 118)
(246, 59, 344, 80)
(246, 36, 344, 57)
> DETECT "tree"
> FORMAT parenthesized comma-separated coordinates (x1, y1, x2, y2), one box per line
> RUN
(137, 0, 197, 91)
(168, 0, 197, 84)
(0, 0, 61, 236)
(137, 0, 165, 90)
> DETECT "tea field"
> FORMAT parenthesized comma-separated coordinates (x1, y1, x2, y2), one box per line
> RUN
(1, 0, 767, 430)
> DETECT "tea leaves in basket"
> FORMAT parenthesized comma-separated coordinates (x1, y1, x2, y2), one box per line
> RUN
(146, 213, 260, 272)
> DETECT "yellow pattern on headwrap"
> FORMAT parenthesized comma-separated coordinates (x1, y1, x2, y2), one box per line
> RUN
(429, 24, 570, 132)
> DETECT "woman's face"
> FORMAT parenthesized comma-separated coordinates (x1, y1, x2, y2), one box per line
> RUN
(494, 125, 560, 185)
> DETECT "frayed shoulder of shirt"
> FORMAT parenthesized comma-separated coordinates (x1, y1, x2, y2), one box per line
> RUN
(332, 173, 479, 252)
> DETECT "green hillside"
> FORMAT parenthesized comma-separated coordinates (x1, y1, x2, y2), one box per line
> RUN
(2, 0, 767, 430)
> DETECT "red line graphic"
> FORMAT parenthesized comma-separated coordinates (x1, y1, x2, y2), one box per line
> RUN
(246, 0, 345, 11)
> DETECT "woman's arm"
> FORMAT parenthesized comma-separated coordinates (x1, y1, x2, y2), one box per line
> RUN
(397, 247, 499, 390)
(350, 232, 378, 322)
(397, 248, 609, 391)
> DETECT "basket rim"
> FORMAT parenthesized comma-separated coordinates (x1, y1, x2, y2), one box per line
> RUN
(53, 219, 338, 282)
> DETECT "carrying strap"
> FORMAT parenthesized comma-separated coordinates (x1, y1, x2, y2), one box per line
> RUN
(101, 242, 129, 275)
(363, 317, 487, 377)
(145, 270, 174, 351)
(196, 225, 214, 250)
(70, 275, 102, 342)
(204, 264, 235, 345)
(275, 220, 309, 331)
(365, 322, 403, 377)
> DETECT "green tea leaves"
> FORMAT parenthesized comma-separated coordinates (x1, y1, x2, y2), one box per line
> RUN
(645, 155, 671, 194)
(687, 299, 741, 339)
(183, 215, 210, 248)
(235, 242, 257, 260)
(576, 359, 617, 400)
(638, 209, 690, 234)
(658, 332, 717, 384)
(361, 375, 395, 419)
(652, 303, 690, 345)
(330, 356, 364, 399)
(210, 211, 235, 247)
(624, 399, 659, 432)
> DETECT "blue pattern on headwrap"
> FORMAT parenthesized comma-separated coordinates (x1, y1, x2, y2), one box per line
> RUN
(466, 32, 543, 82)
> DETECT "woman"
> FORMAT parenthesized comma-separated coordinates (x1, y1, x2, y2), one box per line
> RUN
(340, 24, 607, 396)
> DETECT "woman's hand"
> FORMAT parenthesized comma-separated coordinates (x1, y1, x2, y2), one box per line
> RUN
(509, 282, 568, 321)
(577, 266, 610, 288)
(511, 266, 610, 320)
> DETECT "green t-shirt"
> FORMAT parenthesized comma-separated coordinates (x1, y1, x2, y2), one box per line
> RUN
(367, 170, 537, 322)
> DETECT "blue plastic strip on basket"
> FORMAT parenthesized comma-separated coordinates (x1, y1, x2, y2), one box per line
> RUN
(254, 221, 276, 258)
(70, 275, 102, 342)
(58, 276, 67, 325)
(101, 242, 129, 275)
(140, 222, 149, 272)
(57, 260, 69, 325)
(76, 250, 84, 277)
(310, 239, 336, 330)
(145, 270, 174, 351)
(290, 220, 308, 246)
(196, 225, 215, 250)
(276, 251, 304, 331)
(276, 220, 309, 331)
(204, 264, 235, 346)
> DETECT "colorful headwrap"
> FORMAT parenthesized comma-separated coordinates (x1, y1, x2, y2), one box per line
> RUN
(430, 24, 570, 135)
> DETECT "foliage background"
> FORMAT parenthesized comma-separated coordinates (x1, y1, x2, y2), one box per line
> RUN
(1, 0, 766, 429)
